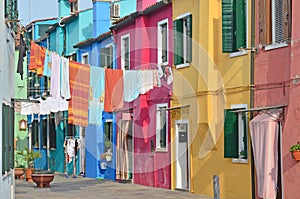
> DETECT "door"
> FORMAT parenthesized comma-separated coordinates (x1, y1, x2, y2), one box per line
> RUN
(116, 119, 133, 181)
(175, 120, 189, 190)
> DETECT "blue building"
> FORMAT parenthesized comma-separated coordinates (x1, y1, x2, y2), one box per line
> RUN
(73, 0, 136, 179)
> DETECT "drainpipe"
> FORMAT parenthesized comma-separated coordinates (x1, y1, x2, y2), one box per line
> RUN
(250, 0, 255, 198)
(59, 18, 67, 56)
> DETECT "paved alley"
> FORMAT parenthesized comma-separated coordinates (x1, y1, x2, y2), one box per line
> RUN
(15, 173, 212, 199)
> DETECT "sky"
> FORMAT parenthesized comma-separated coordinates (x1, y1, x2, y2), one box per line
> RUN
(18, 0, 92, 25)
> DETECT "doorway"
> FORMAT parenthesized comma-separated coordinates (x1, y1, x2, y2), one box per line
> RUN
(175, 120, 190, 190)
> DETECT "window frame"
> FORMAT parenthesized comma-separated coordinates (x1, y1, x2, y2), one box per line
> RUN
(174, 13, 192, 69)
(224, 104, 248, 164)
(81, 52, 89, 65)
(157, 19, 169, 66)
(100, 44, 113, 68)
(260, 0, 290, 50)
(222, 0, 248, 55)
(121, 34, 130, 70)
(104, 119, 113, 152)
(156, 103, 168, 152)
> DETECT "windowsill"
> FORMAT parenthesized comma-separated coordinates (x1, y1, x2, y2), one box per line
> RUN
(229, 50, 248, 58)
(155, 148, 168, 153)
(264, 43, 288, 51)
(232, 158, 248, 164)
(175, 63, 190, 69)
(2, 169, 13, 180)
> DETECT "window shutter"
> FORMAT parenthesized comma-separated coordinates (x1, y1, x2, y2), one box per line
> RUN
(224, 109, 238, 158)
(173, 20, 179, 65)
(108, 46, 113, 69)
(100, 48, 106, 67)
(2, 104, 8, 173)
(187, 14, 193, 63)
(274, 0, 285, 43)
(283, 0, 290, 42)
(236, 0, 246, 49)
(259, 0, 267, 45)
(49, 118, 56, 149)
(8, 106, 14, 169)
(160, 111, 167, 148)
(222, 0, 235, 52)
(242, 113, 248, 159)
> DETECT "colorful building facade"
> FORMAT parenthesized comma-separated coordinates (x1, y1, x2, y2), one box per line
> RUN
(171, 0, 253, 198)
(111, 0, 173, 188)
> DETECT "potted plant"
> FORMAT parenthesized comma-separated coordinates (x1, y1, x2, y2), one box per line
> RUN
(14, 150, 26, 179)
(289, 143, 300, 161)
(104, 140, 112, 162)
(18, 148, 41, 182)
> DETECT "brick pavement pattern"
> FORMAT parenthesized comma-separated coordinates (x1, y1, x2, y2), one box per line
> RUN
(15, 174, 212, 199)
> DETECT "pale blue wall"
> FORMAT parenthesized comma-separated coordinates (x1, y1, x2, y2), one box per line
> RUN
(119, 0, 137, 17)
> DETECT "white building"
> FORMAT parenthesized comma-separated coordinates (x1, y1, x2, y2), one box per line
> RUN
(0, 1, 17, 198)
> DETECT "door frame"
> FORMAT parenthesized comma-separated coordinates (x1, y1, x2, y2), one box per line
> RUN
(175, 119, 190, 191)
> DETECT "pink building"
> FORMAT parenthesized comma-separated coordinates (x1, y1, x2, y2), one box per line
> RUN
(254, 1, 300, 198)
(111, 0, 172, 189)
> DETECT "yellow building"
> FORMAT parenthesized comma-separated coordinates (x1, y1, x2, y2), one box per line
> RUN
(171, 0, 253, 198)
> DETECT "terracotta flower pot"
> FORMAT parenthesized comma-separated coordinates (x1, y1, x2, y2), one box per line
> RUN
(24, 168, 34, 182)
(292, 150, 300, 161)
(31, 173, 55, 188)
(14, 168, 24, 179)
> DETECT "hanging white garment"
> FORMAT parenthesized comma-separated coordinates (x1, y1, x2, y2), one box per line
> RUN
(60, 57, 71, 99)
(20, 102, 40, 115)
(123, 70, 141, 102)
(50, 53, 61, 99)
(67, 139, 76, 158)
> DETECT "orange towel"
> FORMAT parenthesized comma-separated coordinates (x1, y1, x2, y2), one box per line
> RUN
(104, 69, 124, 112)
(28, 41, 45, 76)
(68, 60, 90, 127)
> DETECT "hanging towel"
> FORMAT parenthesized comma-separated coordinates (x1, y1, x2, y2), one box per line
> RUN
(28, 41, 45, 76)
(104, 69, 124, 112)
(43, 50, 52, 77)
(68, 60, 90, 127)
(20, 102, 40, 115)
(89, 66, 105, 125)
(60, 57, 71, 99)
(50, 53, 61, 99)
(17, 34, 27, 80)
(123, 70, 141, 102)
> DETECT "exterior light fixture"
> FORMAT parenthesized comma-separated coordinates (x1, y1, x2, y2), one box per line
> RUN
(19, 119, 27, 131)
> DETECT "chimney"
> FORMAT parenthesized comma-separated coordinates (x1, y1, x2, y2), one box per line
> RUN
(136, 0, 157, 12)
(92, 0, 110, 37)
(58, 0, 71, 18)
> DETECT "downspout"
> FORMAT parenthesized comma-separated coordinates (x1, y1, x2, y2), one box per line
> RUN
(250, 0, 255, 199)
(59, 18, 67, 56)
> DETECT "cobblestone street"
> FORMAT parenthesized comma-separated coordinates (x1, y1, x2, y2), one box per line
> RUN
(15, 174, 212, 199)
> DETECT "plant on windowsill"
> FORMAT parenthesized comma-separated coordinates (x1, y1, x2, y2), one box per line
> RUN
(289, 142, 300, 161)
(104, 140, 112, 162)
(17, 148, 41, 182)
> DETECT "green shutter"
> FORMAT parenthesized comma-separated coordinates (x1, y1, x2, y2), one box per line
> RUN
(224, 109, 238, 158)
(2, 104, 8, 173)
(242, 113, 248, 159)
(222, 0, 235, 52)
(173, 20, 184, 65)
(187, 14, 192, 63)
(8, 106, 14, 169)
(236, 0, 246, 50)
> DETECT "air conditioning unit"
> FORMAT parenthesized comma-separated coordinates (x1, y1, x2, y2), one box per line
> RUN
(110, 3, 120, 20)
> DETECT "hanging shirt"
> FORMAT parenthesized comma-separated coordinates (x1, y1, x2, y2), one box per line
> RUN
(50, 53, 61, 99)
(43, 50, 52, 77)
(104, 69, 124, 112)
(60, 57, 71, 99)
(17, 34, 27, 80)
(123, 70, 141, 102)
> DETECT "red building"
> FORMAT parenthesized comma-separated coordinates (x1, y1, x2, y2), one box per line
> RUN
(111, 0, 173, 189)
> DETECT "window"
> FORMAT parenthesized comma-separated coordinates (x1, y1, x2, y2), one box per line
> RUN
(224, 106, 248, 160)
(173, 13, 192, 68)
(81, 53, 89, 64)
(32, 120, 39, 148)
(158, 19, 168, 64)
(49, 117, 56, 149)
(68, 53, 77, 61)
(259, 0, 290, 47)
(100, 45, 113, 68)
(4, 0, 18, 20)
(2, 104, 14, 174)
(70, 1, 78, 13)
(43, 76, 49, 97)
(104, 120, 113, 151)
(156, 104, 168, 150)
(222, 0, 246, 53)
(42, 119, 47, 148)
(67, 124, 76, 136)
(121, 34, 130, 70)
